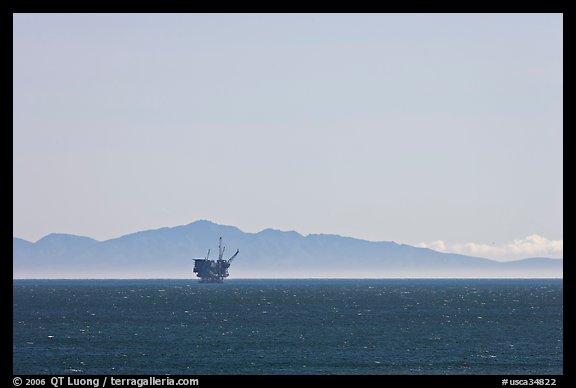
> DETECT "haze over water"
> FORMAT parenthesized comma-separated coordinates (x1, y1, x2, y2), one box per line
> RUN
(13, 13, 563, 377)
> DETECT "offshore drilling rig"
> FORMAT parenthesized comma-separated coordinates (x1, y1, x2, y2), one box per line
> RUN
(193, 237, 239, 283)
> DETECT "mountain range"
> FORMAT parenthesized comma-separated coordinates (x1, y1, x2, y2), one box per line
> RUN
(13, 220, 562, 278)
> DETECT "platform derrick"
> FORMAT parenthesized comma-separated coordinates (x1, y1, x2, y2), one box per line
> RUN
(192, 237, 240, 283)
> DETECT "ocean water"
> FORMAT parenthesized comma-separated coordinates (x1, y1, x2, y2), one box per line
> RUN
(13, 279, 562, 375)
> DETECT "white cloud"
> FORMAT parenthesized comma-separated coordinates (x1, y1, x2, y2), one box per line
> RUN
(417, 234, 563, 261)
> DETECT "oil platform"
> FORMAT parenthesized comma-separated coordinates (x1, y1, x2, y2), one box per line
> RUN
(193, 237, 239, 283)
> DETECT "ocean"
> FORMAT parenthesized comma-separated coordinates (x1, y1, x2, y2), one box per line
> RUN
(13, 279, 563, 375)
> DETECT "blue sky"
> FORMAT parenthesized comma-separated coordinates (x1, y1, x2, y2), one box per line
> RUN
(13, 13, 563, 260)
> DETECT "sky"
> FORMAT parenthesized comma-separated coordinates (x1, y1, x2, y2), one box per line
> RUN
(13, 13, 563, 260)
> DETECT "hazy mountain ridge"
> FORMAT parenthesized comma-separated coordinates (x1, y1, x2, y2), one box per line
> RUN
(13, 220, 562, 278)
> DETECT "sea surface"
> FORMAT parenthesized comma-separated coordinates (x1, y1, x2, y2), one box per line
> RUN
(13, 279, 563, 375)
